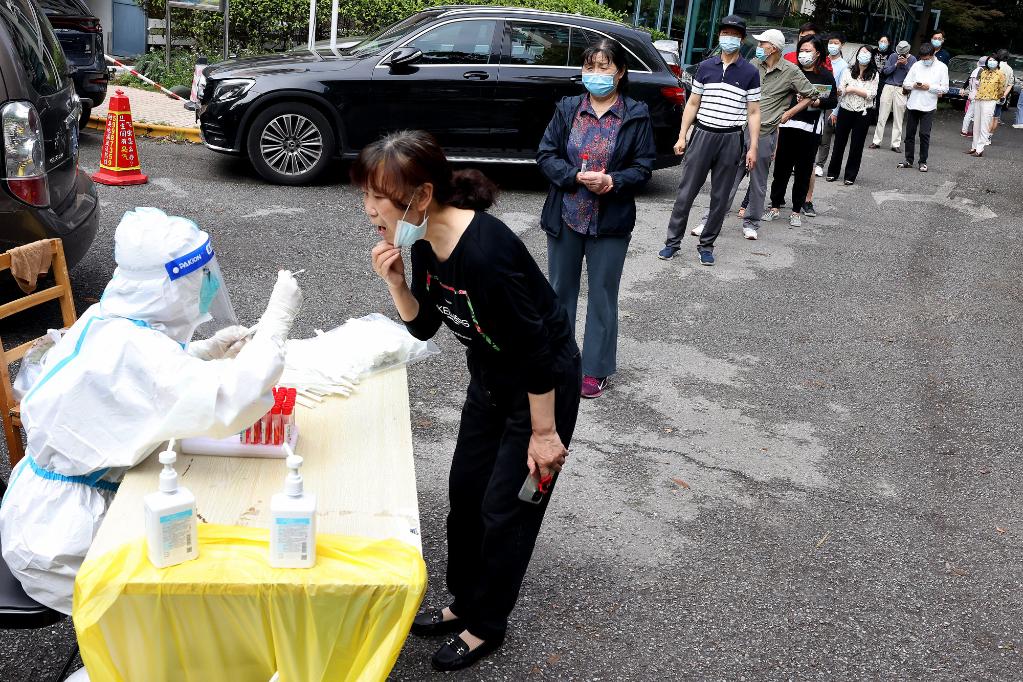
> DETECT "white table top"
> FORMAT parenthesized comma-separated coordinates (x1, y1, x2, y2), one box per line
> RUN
(87, 366, 421, 561)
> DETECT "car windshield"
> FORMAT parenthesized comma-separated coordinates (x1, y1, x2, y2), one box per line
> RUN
(347, 13, 438, 58)
(949, 57, 978, 73)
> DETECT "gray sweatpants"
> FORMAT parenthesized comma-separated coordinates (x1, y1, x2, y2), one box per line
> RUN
(815, 111, 836, 166)
(698, 129, 777, 232)
(664, 126, 745, 252)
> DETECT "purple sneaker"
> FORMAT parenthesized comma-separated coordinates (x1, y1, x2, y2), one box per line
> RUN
(581, 376, 608, 399)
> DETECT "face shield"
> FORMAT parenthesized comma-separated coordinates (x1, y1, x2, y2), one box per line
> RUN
(165, 237, 237, 340)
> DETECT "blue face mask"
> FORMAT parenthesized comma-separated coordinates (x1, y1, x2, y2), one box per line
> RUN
(755, 46, 766, 61)
(581, 73, 616, 97)
(878, 42, 889, 51)
(719, 36, 741, 54)
(858, 53, 872, 65)
(931, 39, 943, 48)
(394, 189, 428, 247)
(921, 59, 934, 68)
(828, 44, 841, 56)
(988, 59, 999, 69)
(198, 268, 221, 315)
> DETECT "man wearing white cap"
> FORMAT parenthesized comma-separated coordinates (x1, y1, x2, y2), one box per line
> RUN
(871, 40, 916, 152)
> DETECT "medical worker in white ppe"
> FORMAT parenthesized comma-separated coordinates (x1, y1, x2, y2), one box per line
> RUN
(0, 207, 303, 614)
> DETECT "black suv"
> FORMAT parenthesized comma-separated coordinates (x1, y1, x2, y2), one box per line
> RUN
(1, 0, 99, 268)
(40, 0, 108, 126)
(198, 6, 685, 185)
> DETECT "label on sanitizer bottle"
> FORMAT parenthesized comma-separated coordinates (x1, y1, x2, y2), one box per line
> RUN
(273, 517, 311, 562)
(160, 508, 195, 562)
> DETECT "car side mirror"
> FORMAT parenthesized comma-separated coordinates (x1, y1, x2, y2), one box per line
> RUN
(387, 48, 423, 67)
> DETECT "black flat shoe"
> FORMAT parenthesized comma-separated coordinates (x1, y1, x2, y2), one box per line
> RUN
(431, 634, 504, 672)
(410, 608, 462, 637)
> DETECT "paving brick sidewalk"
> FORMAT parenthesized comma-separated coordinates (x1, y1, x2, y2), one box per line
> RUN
(92, 84, 198, 130)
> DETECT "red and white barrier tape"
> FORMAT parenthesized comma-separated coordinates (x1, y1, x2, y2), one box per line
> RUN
(104, 54, 185, 101)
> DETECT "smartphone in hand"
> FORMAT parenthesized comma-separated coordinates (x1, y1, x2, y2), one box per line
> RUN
(518, 472, 554, 505)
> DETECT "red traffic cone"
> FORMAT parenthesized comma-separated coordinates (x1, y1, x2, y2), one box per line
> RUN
(92, 89, 148, 186)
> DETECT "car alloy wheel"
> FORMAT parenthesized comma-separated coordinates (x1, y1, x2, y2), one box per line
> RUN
(259, 113, 323, 176)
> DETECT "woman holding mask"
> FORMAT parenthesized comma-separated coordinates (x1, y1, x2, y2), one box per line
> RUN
(826, 45, 879, 186)
(766, 35, 837, 227)
(357, 131, 581, 671)
(537, 39, 655, 399)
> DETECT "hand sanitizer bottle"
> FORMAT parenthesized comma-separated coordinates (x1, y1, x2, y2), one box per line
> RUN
(144, 440, 199, 568)
(270, 445, 317, 568)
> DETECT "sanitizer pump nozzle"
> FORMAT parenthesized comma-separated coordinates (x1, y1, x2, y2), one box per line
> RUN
(159, 439, 179, 493)
(284, 448, 303, 497)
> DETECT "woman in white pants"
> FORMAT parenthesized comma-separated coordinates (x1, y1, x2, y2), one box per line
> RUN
(960, 58, 985, 136)
(968, 56, 1006, 157)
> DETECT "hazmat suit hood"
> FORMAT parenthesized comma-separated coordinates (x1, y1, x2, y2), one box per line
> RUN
(100, 207, 234, 344)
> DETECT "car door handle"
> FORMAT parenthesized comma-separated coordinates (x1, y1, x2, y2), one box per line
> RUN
(570, 74, 583, 82)
(463, 71, 490, 81)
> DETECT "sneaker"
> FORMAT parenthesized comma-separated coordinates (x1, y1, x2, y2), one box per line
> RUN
(581, 375, 607, 399)
(960, 130, 969, 137)
(919, 164, 928, 172)
(690, 223, 704, 236)
(658, 245, 679, 260)
(699, 250, 715, 266)
(868, 143, 880, 149)
(814, 165, 823, 177)
(789, 213, 801, 228)
(743, 226, 758, 240)
(896, 161, 913, 169)
(761, 209, 779, 222)
(802, 202, 817, 217)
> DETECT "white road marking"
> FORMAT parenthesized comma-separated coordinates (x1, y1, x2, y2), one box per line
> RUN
(872, 181, 997, 222)
(240, 206, 308, 219)
(150, 177, 189, 198)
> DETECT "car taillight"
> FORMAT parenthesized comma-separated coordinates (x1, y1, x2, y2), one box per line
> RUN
(668, 64, 681, 78)
(660, 86, 686, 106)
(49, 16, 102, 33)
(2, 101, 50, 208)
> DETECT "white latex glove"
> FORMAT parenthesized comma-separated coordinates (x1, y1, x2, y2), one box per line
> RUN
(187, 325, 250, 361)
(257, 270, 303, 345)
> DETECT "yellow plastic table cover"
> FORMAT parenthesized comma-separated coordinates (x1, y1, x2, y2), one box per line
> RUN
(73, 524, 426, 682)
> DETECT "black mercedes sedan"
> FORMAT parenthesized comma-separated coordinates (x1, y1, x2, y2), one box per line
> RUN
(197, 6, 685, 185)
(40, 0, 107, 127)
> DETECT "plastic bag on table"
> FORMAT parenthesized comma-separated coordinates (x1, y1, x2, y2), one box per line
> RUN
(280, 313, 439, 387)
(12, 328, 65, 401)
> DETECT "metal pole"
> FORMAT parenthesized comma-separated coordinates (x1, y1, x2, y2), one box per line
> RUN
(727, 0, 734, 14)
(307, 0, 317, 50)
(680, 0, 696, 64)
(330, 0, 339, 49)
(165, 0, 171, 71)
(666, 0, 677, 38)
(655, 0, 665, 33)
(223, 0, 229, 60)
(633, 0, 641, 27)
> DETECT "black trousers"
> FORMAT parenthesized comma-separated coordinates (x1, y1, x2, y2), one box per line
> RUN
(827, 107, 871, 182)
(904, 108, 934, 165)
(770, 126, 819, 212)
(447, 348, 582, 641)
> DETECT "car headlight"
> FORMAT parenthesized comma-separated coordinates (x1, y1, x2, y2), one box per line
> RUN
(212, 79, 254, 103)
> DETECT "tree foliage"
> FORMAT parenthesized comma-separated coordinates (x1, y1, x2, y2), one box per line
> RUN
(139, 0, 632, 58)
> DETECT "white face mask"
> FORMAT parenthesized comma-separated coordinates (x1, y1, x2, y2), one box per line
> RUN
(798, 52, 815, 67)
(394, 189, 428, 247)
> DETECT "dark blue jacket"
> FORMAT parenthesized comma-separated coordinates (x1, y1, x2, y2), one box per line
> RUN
(537, 94, 656, 238)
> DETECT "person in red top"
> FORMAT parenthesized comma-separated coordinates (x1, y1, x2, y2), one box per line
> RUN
(784, 22, 833, 71)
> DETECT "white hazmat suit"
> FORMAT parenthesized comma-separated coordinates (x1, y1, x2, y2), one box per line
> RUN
(0, 208, 302, 614)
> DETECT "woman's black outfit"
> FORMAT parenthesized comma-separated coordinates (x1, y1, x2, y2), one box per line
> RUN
(770, 68, 838, 212)
(405, 211, 581, 642)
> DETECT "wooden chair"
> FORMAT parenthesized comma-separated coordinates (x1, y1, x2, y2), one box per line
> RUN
(0, 239, 77, 469)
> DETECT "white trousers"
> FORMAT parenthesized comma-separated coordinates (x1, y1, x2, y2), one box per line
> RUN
(972, 99, 997, 153)
(962, 100, 974, 133)
(873, 84, 908, 147)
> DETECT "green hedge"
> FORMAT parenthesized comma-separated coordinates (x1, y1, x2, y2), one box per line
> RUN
(138, 0, 639, 59)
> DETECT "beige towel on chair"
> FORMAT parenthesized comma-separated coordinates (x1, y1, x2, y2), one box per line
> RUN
(9, 240, 53, 294)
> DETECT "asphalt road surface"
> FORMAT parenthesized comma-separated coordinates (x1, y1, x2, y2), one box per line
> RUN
(1, 108, 1021, 681)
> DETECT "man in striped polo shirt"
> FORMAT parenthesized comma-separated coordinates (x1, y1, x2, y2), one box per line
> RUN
(659, 15, 761, 266)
